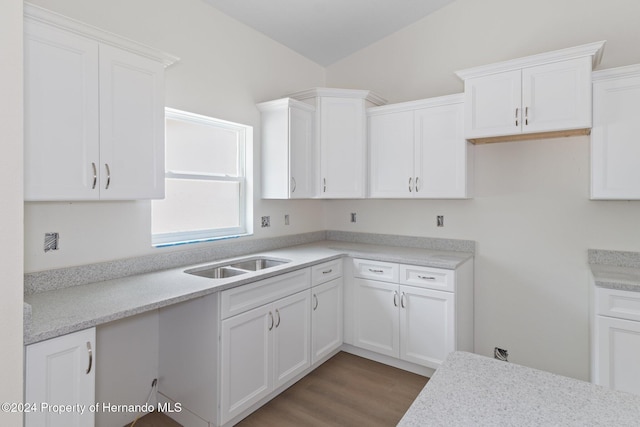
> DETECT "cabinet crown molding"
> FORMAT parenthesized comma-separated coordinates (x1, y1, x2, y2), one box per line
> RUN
(592, 64, 640, 82)
(454, 40, 606, 80)
(24, 2, 180, 67)
(256, 97, 316, 113)
(367, 93, 463, 115)
(288, 87, 387, 106)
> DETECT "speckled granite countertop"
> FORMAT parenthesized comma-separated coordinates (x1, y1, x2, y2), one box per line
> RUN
(589, 249, 640, 292)
(24, 238, 473, 345)
(398, 351, 640, 426)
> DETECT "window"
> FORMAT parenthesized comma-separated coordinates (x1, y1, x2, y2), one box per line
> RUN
(152, 108, 252, 246)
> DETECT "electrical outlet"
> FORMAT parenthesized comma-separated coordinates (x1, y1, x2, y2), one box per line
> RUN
(261, 216, 270, 228)
(494, 347, 509, 362)
(437, 215, 444, 227)
(284, 214, 290, 226)
(350, 213, 357, 223)
(44, 232, 59, 252)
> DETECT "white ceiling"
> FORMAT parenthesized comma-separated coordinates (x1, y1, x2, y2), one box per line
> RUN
(202, 0, 455, 66)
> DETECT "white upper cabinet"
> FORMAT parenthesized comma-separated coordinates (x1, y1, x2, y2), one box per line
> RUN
(258, 98, 316, 199)
(24, 4, 177, 201)
(456, 41, 605, 143)
(368, 95, 472, 199)
(591, 65, 640, 200)
(289, 88, 386, 198)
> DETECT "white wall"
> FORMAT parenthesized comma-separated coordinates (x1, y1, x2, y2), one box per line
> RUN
(24, 0, 326, 273)
(325, 0, 640, 380)
(0, 0, 23, 424)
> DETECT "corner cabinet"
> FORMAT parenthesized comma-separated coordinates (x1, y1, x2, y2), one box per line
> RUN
(24, 4, 178, 201)
(591, 65, 640, 200)
(368, 94, 473, 199)
(289, 88, 386, 198)
(455, 41, 605, 144)
(25, 328, 96, 427)
(349, 258, 473, 370)
(257, 98, 316, 199)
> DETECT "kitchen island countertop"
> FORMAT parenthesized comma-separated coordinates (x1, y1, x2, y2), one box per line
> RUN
(398, 351, 640, 426)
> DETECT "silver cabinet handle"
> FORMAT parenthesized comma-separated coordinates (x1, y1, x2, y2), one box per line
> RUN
(322, 269, 333, 274)
(525, 106, 529, 126)
(418, 275, 436, 280)
(368, 268, 384, 274)
(291, 177, 296, 193)
(268, 311, 274, 331)
(323, 178, 327, 193)
(515, 107, 519, 127)
(313, 294, 318, 310)
(400, 292, 406, 309)
(104, 163, 111, 190)
(415, 177, 420, 193)
(91, 163, 97, 190)
(86, 341, 93, 374)
(393, 291, 398, 307)
(408, 177, 412, 192)
(275, 309, 281, 328)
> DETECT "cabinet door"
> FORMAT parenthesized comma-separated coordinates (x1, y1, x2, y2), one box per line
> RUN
(319, 97, 366, 198)
(99, 44, 165, 200)
(353, 278, 399, 357)
(311, 278, 344, 363)
(24, 21, 100, 201)
(25, 328, 96, 427)
(289, 105, 316, 198)
(368, 110, 414, 198)
(414, 102, 469, 198)
(400, 286, 454, 369)
(464, 70, 521, 139)
(272, 291, 311, 389)
(220, 305, 271, 424)
(591, 71, 640, 199)
(522, 57, 592, 134)
(595, 316, 640, 396)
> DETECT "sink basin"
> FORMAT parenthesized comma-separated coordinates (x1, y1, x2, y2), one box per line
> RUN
(185, 265, 248, 279)
(229, 257, 289, 271)
(184, 256, 290, 279)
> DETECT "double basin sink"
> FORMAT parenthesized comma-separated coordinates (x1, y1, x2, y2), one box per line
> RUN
(185, 256, 290, 279)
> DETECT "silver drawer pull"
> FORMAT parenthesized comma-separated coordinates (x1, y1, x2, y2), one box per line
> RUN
(104, 163, 111, 190)
(268, 312, 274, 331)
(393, 291, 398, 307)
(322, 269, 333, 274)
(400, 292, 406, 308)
(275, 309, 281, 328)
(313, 294, 318, 310)
(418, 275, 436, 280)
(368, 269, 384, 273)
(86, 342, 93, 374)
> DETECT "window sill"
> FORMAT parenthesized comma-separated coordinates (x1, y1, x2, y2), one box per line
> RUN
(153, 232, 252, 249)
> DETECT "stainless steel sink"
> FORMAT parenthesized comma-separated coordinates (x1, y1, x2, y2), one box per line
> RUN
(184, 256, 290, 279)
(229, 257, 289, 271)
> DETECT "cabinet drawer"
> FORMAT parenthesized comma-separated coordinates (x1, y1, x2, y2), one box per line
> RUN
(353, 259, 399, 283)
(220, 269, 310, 319)
(311, 259, 342, 286)
(596, 287, 640, 322)
(400, 265, 454, 292)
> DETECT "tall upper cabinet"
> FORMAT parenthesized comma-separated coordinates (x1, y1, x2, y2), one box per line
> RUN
(455, 41, 605, 144)
(289, 88, 386, 198)
(368, 94, 472, 199)
(591, 65, 640, 200)
(24, 4, 178, 201)
(258, 98, 315, 199)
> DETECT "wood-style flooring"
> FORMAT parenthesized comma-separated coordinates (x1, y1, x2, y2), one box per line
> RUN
(127, 351, 428, 427)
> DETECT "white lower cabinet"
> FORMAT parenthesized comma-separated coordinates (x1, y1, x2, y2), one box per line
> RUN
(311, 260, 344, 363)
(25, 328, 96, 427)
(351, 258, 472, 370)
(219, 271, 311, 425)
(593, 287, 640, 396)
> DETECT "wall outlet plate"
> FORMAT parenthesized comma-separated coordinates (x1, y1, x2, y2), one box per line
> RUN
(261, 216, 270, 228)
(44, 232, 59, 252)
(350, 213, 357, 223)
